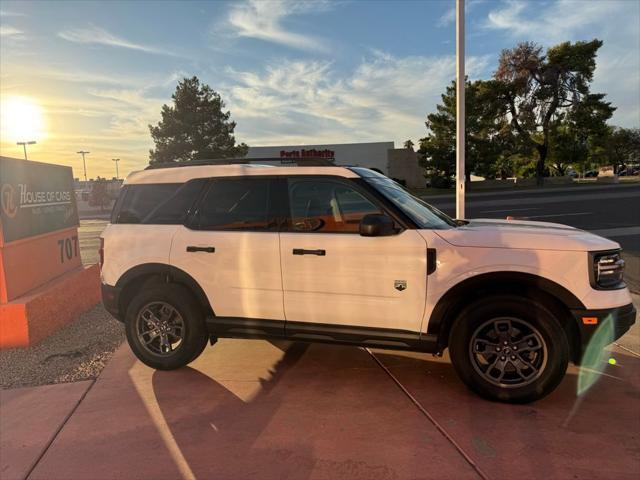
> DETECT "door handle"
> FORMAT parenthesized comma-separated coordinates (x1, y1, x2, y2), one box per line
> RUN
(186, 246, 215, 253)
(292, 248, 326, 256)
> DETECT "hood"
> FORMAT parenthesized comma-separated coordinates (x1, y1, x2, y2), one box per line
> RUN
(433, 218, 619, 252)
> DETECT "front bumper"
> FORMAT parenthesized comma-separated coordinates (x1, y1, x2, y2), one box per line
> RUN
(101, 283, 123, 322)
(571, 302, 636, 362)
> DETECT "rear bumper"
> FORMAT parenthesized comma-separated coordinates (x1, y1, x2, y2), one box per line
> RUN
(101, 282, 123, 322)
(571, 302, 636, 362)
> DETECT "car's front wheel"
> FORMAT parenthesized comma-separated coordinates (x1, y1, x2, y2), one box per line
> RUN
(125, 284, 208, 370)
(449, 295, 569, 403)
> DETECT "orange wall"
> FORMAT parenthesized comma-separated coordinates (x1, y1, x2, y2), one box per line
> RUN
(0, 227, 82, 303)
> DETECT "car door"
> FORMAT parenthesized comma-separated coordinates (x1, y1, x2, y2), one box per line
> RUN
(279, 176, 428, 339)
(170, 176, 285, 326)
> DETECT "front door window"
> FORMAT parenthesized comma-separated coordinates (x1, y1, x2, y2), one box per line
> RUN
(287, 178, 382, 233)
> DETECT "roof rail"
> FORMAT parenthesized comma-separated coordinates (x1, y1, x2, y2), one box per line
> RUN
(145, 157, 336, 170)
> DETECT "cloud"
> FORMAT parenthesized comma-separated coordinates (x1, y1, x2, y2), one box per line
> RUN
(0, 25, 23, 37)
(58, 24, 177, 56)
(0, 9, 25, 17)
(225, 0, 331, 52)
(485, 0, 620, 41)
(438, 7, 456, 28)
(222, 52, 491, 145)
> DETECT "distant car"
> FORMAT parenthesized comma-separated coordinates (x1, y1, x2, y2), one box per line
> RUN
(101, 161, 635, 403)
(567, 171, 578, 178)
(584, 170, 598, 178)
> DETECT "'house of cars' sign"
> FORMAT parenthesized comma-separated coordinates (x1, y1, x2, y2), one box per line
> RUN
(0, 156, 79, 243)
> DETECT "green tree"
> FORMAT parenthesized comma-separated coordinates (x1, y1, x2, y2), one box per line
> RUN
(149, 76, 248, 164)
(418, 79, 506, 185)
(488, 39, 609, 185)
(606, 127, 640, 173)
(548, 94, 614, 175)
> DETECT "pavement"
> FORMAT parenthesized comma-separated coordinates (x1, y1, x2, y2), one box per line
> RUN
(2, 297, 638, 480)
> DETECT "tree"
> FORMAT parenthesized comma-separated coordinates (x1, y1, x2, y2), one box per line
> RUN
(149, 76, 248, 164)
(548, 93, 614, 175)
(403, 139, 415, 150)
(488, 39, 609, 185)
(418, 79, 506, 185)
(89, 177, 110, 212)
(606, 127, 640, 173)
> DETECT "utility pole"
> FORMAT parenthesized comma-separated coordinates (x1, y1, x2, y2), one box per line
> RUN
(77, 151, 90, 182)
(456, 0, 466, 219)
(17, 141, 36, 161)
(112, 158, 120, 179)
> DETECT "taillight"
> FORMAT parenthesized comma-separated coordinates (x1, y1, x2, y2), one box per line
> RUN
(99, 238, 104, 269)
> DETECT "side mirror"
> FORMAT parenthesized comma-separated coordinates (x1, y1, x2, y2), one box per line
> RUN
(359, 214, 396, 237)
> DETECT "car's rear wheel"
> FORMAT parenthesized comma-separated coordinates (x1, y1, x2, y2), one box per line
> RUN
(448, 295, 569, 403)
(125, 284, 208, 370)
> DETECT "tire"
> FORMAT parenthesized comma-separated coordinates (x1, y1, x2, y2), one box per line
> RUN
(125, 284, 209, 370)
(448, 294, 569, 403)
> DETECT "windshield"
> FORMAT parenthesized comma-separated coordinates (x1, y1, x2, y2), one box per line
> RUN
(355, 170, 456, 229)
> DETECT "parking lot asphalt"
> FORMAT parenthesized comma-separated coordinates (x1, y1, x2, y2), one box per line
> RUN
(2, 297, 638, 480)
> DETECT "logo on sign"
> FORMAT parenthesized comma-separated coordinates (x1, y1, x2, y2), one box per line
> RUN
(1, 184, 17, 218)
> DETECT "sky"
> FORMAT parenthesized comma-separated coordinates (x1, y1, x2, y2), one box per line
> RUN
(1, 0, 639, 179)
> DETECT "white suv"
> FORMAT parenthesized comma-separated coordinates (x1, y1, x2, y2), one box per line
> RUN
(100, 161, 635, 403)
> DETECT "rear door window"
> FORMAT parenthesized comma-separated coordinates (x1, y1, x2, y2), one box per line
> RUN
(195, 178, 276, 231)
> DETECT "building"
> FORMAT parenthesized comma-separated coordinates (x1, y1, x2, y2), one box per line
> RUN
(246, 141, 425, 189)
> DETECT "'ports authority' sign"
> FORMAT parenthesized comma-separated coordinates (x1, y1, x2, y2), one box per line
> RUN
(0, 156, 79, 244)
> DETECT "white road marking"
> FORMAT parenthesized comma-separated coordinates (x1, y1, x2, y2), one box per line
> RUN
(589, 226, 640, 238)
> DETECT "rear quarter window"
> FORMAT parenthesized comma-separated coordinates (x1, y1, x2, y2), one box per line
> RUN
(112, 180, 206, 224)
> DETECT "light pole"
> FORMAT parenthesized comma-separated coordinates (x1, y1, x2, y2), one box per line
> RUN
(456, 0, 466, 219)
(112, 158, 120, 179)
(77, 151, 90, 182)
(17, 141, 36, 161)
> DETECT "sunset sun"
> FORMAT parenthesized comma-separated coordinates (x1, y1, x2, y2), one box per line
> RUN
(1, 96, 47, 144)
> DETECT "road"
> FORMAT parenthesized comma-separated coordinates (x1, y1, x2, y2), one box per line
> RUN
(422, 183, 640, 255)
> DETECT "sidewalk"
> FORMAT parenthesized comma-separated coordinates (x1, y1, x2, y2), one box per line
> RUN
(2, 307, 638, 479)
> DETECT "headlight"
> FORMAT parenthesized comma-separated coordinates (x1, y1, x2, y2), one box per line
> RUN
(591, 250, 625, 289)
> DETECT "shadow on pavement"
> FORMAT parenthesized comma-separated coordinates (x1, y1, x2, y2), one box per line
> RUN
(27, 338, 638, 480)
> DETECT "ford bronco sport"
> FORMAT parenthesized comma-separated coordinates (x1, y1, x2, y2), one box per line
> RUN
(100, 160, 636, 403)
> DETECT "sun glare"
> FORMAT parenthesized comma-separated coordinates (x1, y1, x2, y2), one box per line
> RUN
(0, 96, 47, 144)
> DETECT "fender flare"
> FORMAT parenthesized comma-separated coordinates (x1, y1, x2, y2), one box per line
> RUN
(115, 263, 213, 316)
(426, 271, 586, 347)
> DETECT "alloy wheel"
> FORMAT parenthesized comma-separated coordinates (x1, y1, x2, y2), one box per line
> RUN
(136, 301, 185, 356)
(468, 316, 548, 388)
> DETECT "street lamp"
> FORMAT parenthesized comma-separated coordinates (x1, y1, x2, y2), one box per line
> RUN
(77, 151, 90, 182)
(17, 141, 36, 161)
(112, 158, 120, 179)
